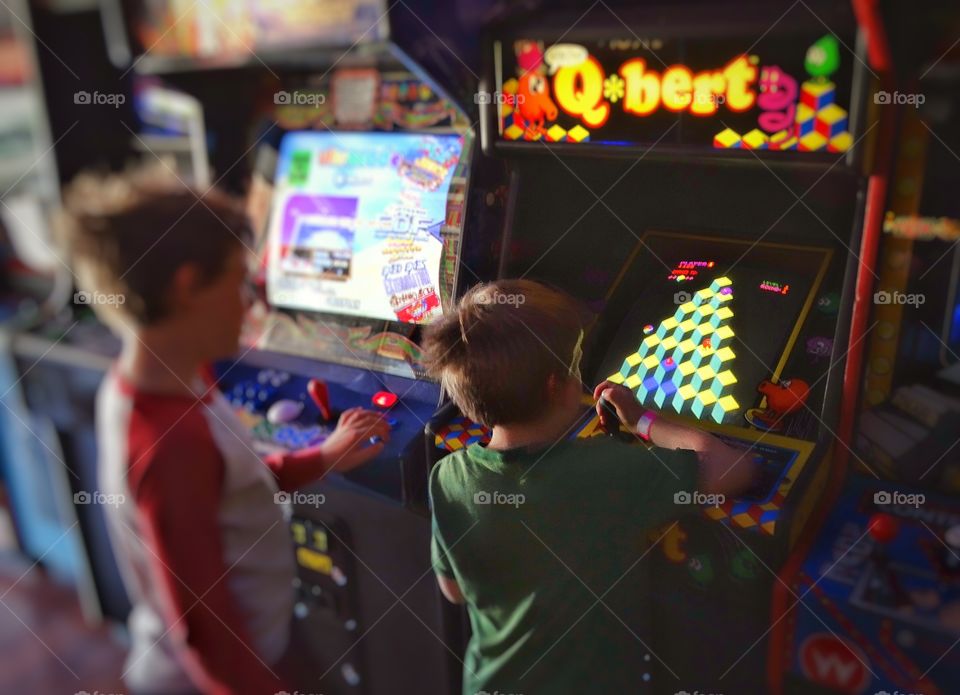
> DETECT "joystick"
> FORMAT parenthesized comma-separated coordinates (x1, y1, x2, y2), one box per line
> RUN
(597, 397, 632, 442)
(307, 379, 333, 422)
(868, 512, 900, 545)
(597, 396, 620, 435)
(866, 512, 909, 607)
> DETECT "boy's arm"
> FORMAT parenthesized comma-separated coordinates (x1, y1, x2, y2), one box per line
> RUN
(264, 407, 390, 491)
(643, 416, 754, 498)
(431, 524, 465, 604)
(131, 436, 288, 695)
(429, 464, 465, 605)
(595, 381, 755, 499)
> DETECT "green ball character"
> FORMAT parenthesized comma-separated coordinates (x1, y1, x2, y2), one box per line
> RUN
(805, 34, 840, 80)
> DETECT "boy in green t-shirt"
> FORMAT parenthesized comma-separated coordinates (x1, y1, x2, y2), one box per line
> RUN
(422, 279, 756, 695)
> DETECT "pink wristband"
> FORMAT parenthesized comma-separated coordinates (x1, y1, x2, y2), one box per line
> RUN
(636, 410, 657, 441)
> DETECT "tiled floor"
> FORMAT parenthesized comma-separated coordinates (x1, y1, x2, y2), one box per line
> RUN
(0, 551, 126, 694)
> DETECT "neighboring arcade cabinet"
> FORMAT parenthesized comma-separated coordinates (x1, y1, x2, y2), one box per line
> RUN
(90, 3, 496, 693)
(434, 3, 874, 688)
(773, 478, 960, 694)
(771, 6, 960, 689)
(215, 129, 474, 695)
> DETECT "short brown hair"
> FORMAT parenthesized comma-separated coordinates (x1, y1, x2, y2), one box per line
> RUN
(61, 165, 252, 326)
(422, 279, 584, 427)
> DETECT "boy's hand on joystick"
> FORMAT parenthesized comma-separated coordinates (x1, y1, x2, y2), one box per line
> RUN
(593, 381, 645, 431)
(319, 407, 390, 472)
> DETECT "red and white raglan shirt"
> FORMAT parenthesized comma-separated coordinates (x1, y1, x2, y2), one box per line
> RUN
(97, 368, 325, 694)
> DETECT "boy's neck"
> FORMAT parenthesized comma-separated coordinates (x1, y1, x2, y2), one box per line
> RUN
(118, 328, 205, 396)
(487, 409, 578, 452)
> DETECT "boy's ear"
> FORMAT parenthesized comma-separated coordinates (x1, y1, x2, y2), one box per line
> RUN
(168, 263, 203, 311)
(545, 372, 569, 400)
(545, 372, 559, 398)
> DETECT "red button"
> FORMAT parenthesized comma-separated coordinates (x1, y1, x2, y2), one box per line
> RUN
(372, 391, 398, 409)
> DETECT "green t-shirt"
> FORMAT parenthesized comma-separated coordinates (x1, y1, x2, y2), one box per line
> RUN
(430, 437, 700, 695)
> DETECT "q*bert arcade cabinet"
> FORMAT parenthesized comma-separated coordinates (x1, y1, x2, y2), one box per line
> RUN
(444, 3, 876, 690)
(210, 55, 479, 695)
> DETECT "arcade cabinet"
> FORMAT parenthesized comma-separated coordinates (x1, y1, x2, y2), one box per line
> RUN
(433, 3, 874, 689)
(39, 1, 497, 692)
(772, 3, 960, 691)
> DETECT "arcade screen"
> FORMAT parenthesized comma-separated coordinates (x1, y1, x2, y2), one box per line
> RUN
(598, 233, 831, 425)
(266, 131, 463, 324)
(129, 0, 387, 60)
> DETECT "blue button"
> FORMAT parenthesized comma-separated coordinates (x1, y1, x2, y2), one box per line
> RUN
(387, 418, 399, 429)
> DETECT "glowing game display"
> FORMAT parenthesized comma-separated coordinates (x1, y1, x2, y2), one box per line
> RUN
(597, 233, 831, 426)
(267, 132, 463, 324)
(608, 277, 740, 424)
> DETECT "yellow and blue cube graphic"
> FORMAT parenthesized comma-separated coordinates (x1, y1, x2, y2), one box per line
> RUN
(713, 77, 852, 154)
(608, 277, 740, 424)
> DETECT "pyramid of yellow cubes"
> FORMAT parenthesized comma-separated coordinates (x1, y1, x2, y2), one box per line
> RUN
(607, 277, 740, 423)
